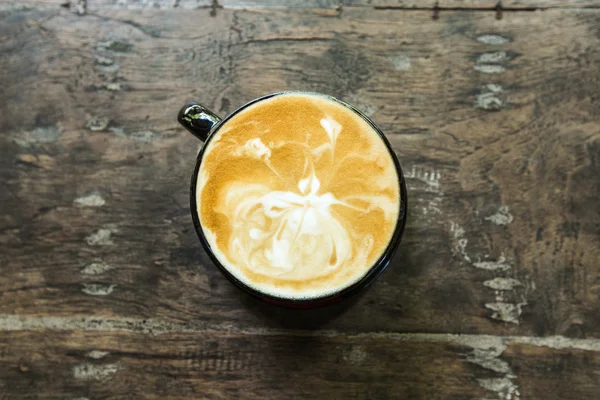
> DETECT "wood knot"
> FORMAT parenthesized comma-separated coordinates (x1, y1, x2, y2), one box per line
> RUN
(432, 2, 440, 20)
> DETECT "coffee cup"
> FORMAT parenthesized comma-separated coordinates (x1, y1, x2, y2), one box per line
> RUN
(178, 91, 407, 307)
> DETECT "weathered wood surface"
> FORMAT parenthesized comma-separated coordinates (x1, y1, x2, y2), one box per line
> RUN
(343, 0, 600, 8)
(3, 328, 600, 399)
(0, 331, 496, 399)
(2, 4, 599, 336)
(3, 0, 600, 11)
(1, 2, 599, 399)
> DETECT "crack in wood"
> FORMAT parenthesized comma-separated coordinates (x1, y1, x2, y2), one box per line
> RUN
(211, 0, 221, 16)
(366, 3, 595, 12)
(2, 314, 600, 353)
(237, 36, 332, 45)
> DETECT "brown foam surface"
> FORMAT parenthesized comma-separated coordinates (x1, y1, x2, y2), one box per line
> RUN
(197, 93, 400, 299)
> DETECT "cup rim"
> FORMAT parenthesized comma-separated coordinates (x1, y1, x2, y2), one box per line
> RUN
(189, 91, 408, 307)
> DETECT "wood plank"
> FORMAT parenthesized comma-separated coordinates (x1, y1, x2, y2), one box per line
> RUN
(1, 7, 599, 338)
(3, 0, 600, 12)
(220, 0, 341, 8)
(504, 341, 600, 399)
(2, 328, 600, 399)
(342, 0, 600, 8)
(0, 331, 491, 399)
(0, 0, 213, 11)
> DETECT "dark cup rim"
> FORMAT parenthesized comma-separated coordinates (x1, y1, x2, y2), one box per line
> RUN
(189, 91, 408, 307)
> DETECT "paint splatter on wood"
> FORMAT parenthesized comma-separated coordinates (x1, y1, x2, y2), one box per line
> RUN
(85, 227, 117, 246)
(72, 363, 118, 380)
(81, 283, 116, 296)
(476, 34, 510, 45)
(86, 350, 110, 359)
(485, 206, 514, 225)
(13, 126, 60, 147)
(85, 116, 110, 132)
(74, 192, 106, 207)
(342, 345, 367, 364)
(81, 261, 113, 275)
(485, 301, 527, 324)
(473, 255, 511, 271)
(476, 83, 505, 110)
(450, 222, 471, 263)
(474, 64, 506, 74)
(389, 55, 411, 71)
(484, 278, 523, 291)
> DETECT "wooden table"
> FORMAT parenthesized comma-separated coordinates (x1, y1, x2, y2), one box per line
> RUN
(1, 0, 600, 398)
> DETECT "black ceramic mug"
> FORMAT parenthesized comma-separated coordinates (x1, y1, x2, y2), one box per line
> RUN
(177, 91, 407, 307)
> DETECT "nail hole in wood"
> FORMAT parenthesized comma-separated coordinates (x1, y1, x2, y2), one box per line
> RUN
(496, 2, 503, 20)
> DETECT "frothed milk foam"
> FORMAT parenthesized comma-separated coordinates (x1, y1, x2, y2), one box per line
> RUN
(197, 93, 400, 299)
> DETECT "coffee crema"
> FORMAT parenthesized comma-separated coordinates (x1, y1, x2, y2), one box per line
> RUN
(196, 93, 400, 299)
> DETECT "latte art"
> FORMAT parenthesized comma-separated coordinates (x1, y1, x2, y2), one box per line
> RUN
(197, 93, 400, 299)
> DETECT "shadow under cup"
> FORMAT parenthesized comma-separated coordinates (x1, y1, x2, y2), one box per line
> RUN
(178, 91, 408, 308)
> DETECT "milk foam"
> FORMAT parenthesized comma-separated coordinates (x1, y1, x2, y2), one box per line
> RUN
(197, 93, 400, 299)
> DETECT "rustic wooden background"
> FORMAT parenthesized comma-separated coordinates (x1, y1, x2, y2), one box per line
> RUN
(1, 0, 600, 398)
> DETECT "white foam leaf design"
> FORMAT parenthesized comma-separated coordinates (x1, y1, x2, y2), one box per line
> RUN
(234, 138, 271, 159)
(298, 172, 321, 195)
(224, 174, 353, 276)
(216, 114, 390, 280)
(320, 116, 342, 146)
(298, 176, 310, 195)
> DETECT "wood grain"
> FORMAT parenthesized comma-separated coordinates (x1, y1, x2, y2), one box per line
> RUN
(343, 0, 600, 9)
(1, 3, 599, 399)
(2, 329, 600, 399)
(504, 342, 600, 399)
(0, 331, 491, 399)
(2, 7, 599, 337)
(3, 0, 600, 12)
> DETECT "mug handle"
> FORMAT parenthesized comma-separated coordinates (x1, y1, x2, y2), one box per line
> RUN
(177, 102, 221, 141)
